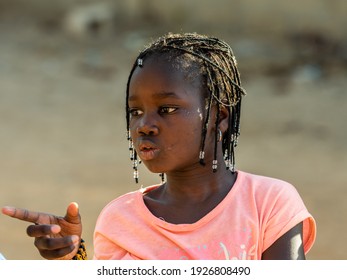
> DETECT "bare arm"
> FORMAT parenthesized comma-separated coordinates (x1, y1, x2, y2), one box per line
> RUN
(261, 222, 305, 260)
(2, 202, 82, 260)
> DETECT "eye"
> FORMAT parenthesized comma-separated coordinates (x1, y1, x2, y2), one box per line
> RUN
(129, 108, 143, 117)
(159, 106, 178, 114)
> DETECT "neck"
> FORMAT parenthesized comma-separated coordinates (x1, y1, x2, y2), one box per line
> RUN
(163, 164, 237, 203)
(143, 162, 238, 224)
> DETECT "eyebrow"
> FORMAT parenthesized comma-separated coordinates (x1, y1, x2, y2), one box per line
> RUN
(128, 91, 183, 101)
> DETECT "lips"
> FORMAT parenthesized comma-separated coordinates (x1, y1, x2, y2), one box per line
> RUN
(137, 141, 159, 161)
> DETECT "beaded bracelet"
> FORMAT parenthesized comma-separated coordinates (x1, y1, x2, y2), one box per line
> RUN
(72, 239, 87, 260)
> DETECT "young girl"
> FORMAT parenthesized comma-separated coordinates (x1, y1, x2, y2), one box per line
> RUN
(2, 32, 316, 260)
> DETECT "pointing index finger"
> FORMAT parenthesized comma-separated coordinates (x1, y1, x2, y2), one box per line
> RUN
(2, 206, 43, 224)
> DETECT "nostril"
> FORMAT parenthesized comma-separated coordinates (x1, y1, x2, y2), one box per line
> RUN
(136, 125, 159, 136)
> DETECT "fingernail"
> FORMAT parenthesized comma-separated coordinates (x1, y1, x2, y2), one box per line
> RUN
(2, 206, 15, 216)
(50, 225, 61, 233)
(71, 235, 79, 244)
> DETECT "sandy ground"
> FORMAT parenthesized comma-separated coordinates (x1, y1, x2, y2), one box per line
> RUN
(0, 19, 347, 260)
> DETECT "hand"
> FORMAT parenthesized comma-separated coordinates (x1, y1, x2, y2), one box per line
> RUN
(2, 202, 82, 260)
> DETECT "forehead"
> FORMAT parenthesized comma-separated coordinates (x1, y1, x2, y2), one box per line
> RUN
(128, 54, 204, 100)
(139, 52, 200, 78)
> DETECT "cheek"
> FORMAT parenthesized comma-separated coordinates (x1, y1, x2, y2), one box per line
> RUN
(165, 122, 202, 152)
(128, 119, 138, 137)
(185, 113, 204, 140)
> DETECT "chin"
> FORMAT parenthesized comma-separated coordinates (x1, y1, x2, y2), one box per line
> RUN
(142, 162, 165, 174)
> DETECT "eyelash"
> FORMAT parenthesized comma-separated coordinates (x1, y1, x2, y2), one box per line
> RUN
(129, 106, 178, 117)
(159, 106, 178, 114)
(129, 108, 142, 117)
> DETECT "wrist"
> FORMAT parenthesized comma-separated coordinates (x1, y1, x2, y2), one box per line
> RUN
(71, 238, 87, 260)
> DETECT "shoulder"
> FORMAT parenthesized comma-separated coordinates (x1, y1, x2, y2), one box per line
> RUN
(240, 170, 294, 188)
(96, 185, 159, 223)
(239, 170, 299, 195)
(237, 170, 305, 210)
(101, 190, 139, 214)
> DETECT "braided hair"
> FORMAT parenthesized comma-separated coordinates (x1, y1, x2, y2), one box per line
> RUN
(126, 32, 246, 183)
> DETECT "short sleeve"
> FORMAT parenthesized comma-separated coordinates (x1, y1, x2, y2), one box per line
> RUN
(261, 181, 316, 253)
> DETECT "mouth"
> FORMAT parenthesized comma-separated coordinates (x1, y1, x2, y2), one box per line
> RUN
(138, 142, 159, 161)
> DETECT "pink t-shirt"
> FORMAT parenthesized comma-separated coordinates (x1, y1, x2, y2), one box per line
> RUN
(93, 171, 316, 260)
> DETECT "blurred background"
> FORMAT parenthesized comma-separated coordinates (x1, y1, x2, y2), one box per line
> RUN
(0, 0, 346, 259)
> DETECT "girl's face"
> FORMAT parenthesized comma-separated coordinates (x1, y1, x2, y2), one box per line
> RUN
(128, 55, 213, 175)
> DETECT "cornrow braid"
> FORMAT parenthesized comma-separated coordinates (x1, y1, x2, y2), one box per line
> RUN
(126, 32, 246, 182)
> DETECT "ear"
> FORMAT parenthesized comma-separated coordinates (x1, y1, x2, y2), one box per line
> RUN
(218, 106, 229, 134)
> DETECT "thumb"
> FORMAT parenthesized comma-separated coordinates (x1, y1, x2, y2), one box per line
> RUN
(65, 202, 80, 224)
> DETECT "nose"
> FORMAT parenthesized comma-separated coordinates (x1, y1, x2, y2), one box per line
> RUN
(136, 113, 159, 136)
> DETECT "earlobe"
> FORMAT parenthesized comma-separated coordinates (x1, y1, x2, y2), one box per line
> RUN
(218, 106, 230, 134)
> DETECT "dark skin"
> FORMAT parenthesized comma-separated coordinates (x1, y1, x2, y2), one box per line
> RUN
(1, 202, 81, 260)
(1, 54, 305, 260)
